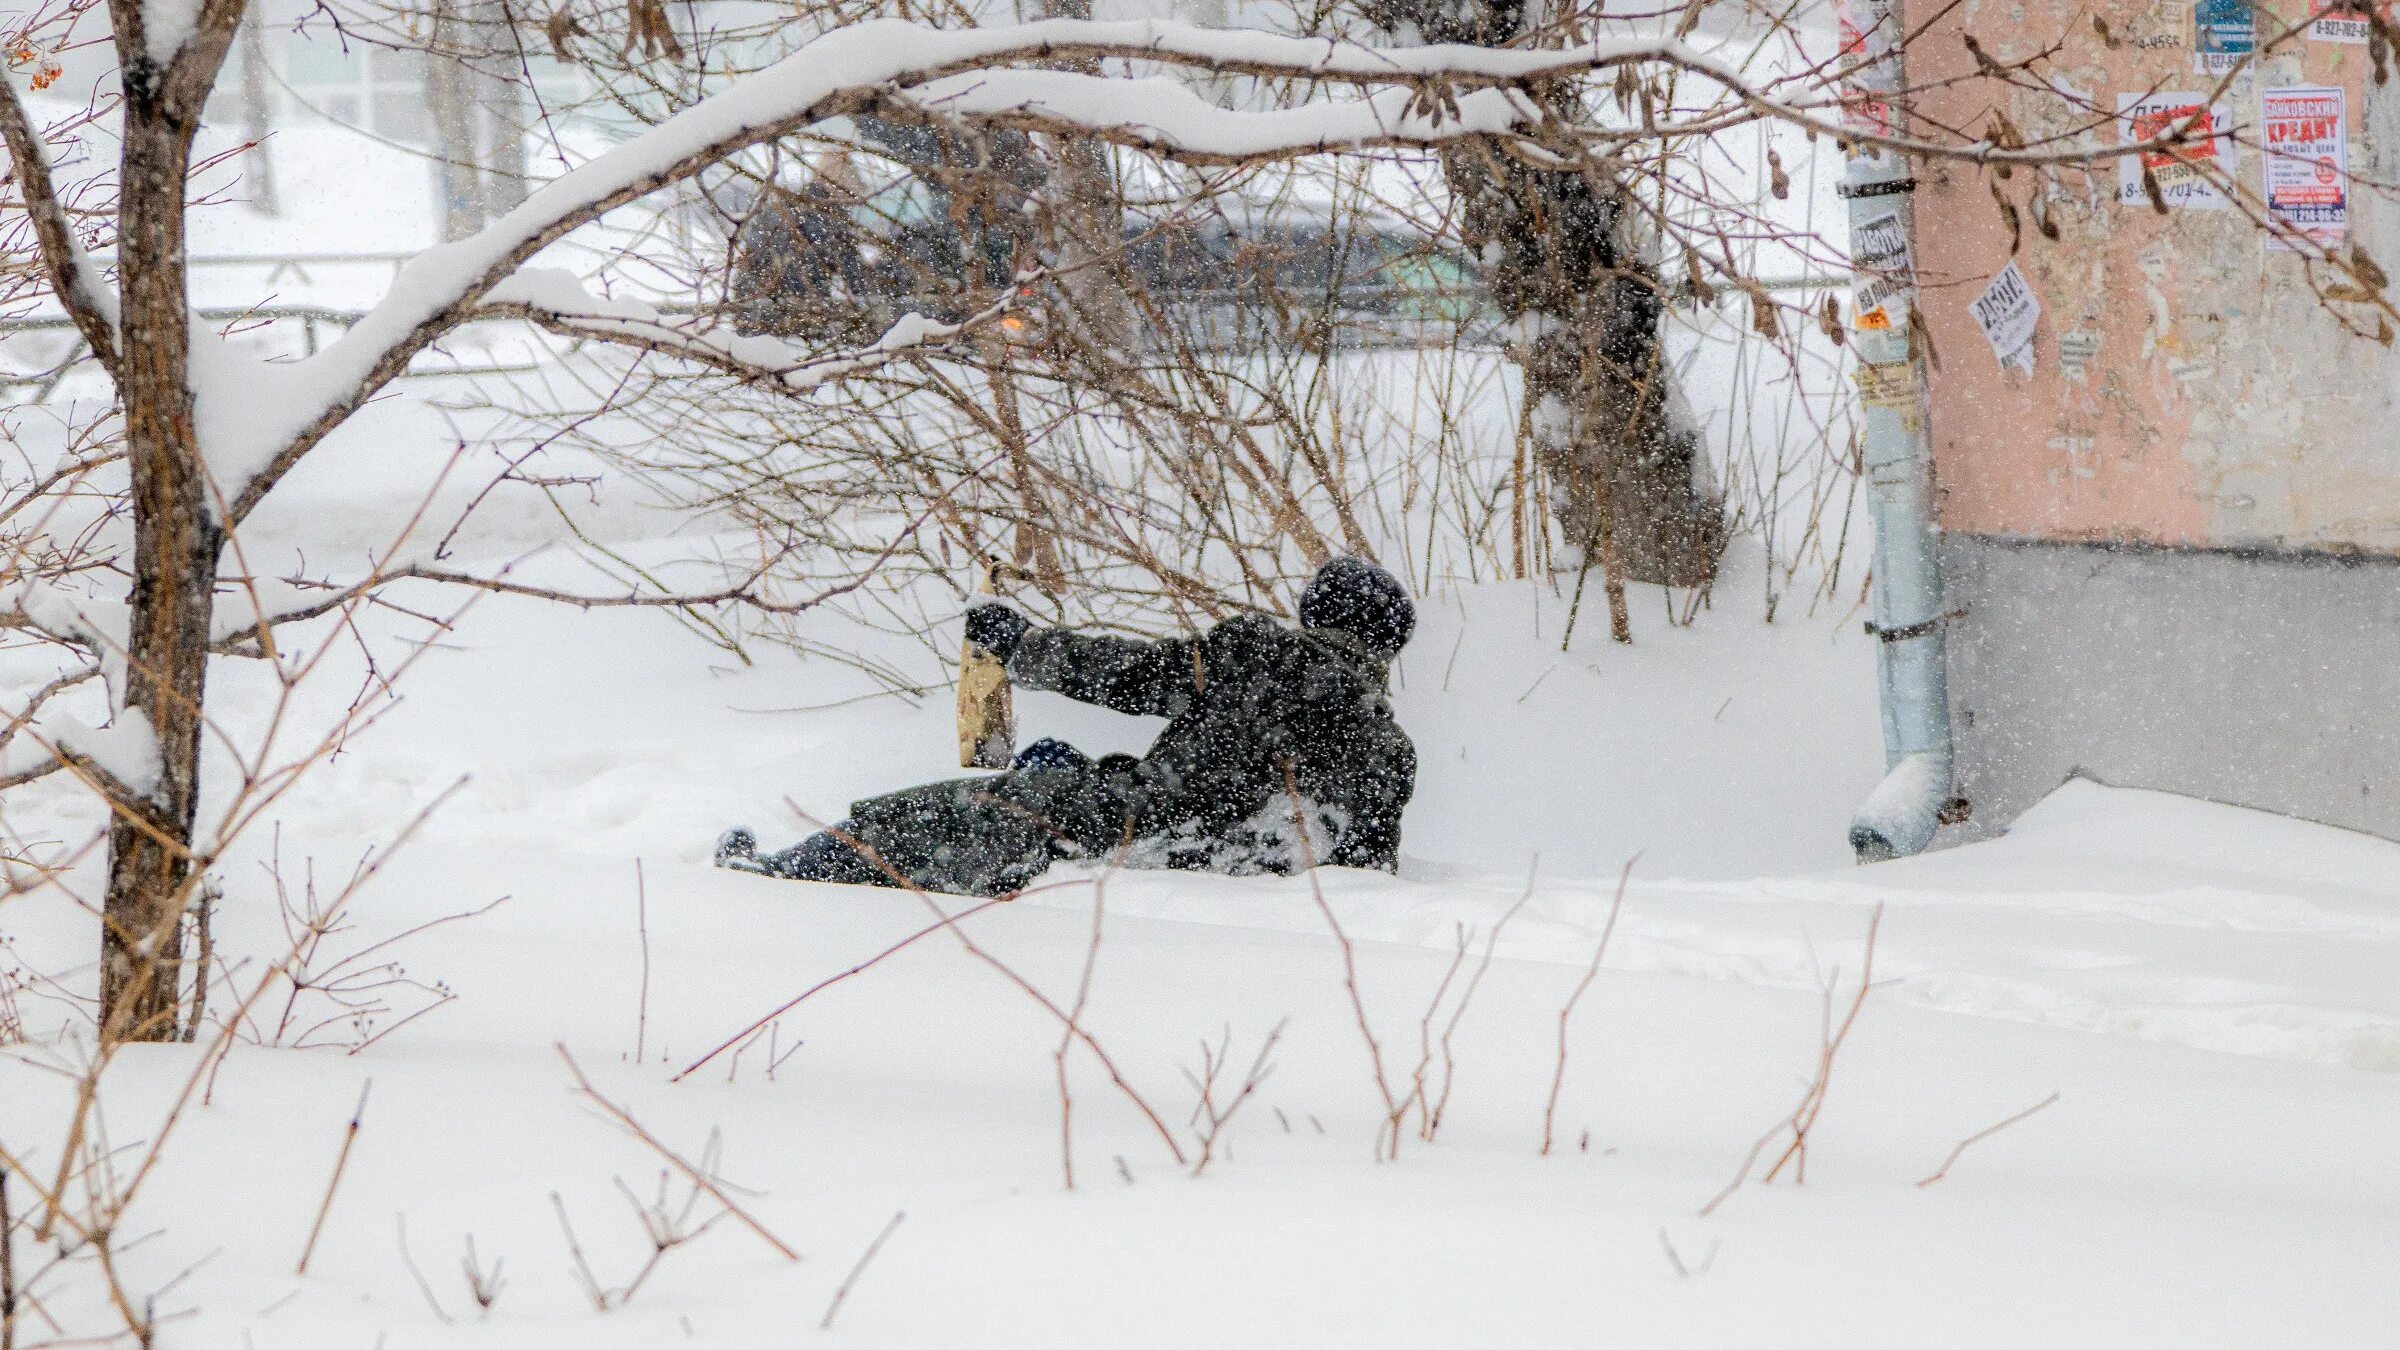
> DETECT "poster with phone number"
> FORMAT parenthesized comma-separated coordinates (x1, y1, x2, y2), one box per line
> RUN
(2260, 86, 2348, 251)
(2117, 93, 2232, 210)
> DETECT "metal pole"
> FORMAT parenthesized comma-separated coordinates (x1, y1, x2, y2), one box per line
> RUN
(1839, 0, 1955, 862)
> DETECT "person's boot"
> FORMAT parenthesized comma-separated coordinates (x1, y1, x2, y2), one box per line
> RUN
(715, 826, 774, 875)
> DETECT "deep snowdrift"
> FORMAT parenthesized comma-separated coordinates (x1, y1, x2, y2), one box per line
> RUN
(8, 521, 2400, 1345)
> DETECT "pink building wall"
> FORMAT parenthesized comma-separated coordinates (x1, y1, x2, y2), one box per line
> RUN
(1904, 0, 2400, 552)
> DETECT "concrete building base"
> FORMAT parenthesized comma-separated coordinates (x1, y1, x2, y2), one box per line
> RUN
(1937, 533, 2400, 844)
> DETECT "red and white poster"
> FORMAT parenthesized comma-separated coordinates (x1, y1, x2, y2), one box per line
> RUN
(2261, 85, 2348, 250)
(2116, 92, 2233, 209)
(1835, 0, 1900, 158)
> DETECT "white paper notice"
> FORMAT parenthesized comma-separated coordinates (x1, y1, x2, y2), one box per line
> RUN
(1970, 261, 2040, 374)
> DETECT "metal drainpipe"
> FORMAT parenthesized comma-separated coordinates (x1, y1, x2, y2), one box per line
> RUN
(1839, 0, 1955, 863)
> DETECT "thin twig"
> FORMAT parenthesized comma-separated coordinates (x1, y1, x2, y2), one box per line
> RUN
(676, 886, 1040, 1080)
(634, 860, 651, 1063)
(820, 1211, 904, 1331)
(555, 1045, 799, 1261)
(1762, 903, 1885, 1186)
(178, 882, 216, 1044)
(1541, 855, 1637, 1156)
(1659, 1228, 1719, 1279)
(1055, 868, 1110, 1191)
(1700, 904, 1886, 1215)
(395, 1215, 452, 1325)
(296, 1079, 374, 1275)
(1427, 859, 1541, 1140)
(549, 1193, 607, 1312)
(1915, 1092, 2060, 1188)
(2, 1165, 16, 1350)
(1281, 762, 1402, 1160)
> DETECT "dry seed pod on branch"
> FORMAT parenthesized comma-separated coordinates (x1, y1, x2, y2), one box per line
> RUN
(625, 0, 681, 61)
(545, 8, 586, 61)
(1988, 177, 2021, 253)
(1985, 109, 2025, 179)
(2350, 242, 2390, 293)
(1817, 293, 1846, 346)
(1746, 285, 1778, 339)
(1612, 64, 1639, 115)
(1684, 250, 1716, 304)
(1909, 306, 1943, 370)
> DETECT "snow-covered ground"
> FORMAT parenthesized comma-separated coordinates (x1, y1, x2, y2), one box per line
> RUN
(7, 406, 2400, 1346)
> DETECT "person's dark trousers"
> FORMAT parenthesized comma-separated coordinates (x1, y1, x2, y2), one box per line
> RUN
(757, 739, 1131, 897)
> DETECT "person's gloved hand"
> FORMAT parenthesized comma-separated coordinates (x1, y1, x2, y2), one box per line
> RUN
(964, 601, 1030, 660)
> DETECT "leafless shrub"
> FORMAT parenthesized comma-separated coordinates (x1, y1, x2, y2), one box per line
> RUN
(1417, 865, 1539, 1143)
(0, 788, 482, 1345)
(252, 844, 501, 1053)
(1540, 855, 1637, 1156)
(1699, 903, 1885, 1217)
(551, 1168, 725, 1315)
(1185, 1021, 1286, 1177)
(458, 1234, 507, 1317)
(1282, 765, 1405, 1161)
(557, 1046, 799, 1264)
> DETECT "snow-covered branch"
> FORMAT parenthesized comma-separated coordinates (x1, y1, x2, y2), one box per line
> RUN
(210, 556, 901, 652)
(0, 664, 109, 792)
(5, 578, 133, 709)
(471, 269, 1024, 391)
(899, 72, 1541, 165)
(0, 74, 121, 375)
(204, 18, 1738, 526)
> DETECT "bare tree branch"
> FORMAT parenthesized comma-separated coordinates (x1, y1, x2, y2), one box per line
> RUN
(469, 282, 1028, 389)
(0, 75, 121, 376)
(211, 15, 2177, 528)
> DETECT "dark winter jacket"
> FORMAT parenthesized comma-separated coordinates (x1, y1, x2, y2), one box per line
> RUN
(1006, 613, 1416, 873)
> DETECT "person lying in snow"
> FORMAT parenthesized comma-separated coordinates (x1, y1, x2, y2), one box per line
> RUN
(715, 557, 1418, 897)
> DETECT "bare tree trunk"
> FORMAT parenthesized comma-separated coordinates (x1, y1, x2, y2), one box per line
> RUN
(1444, 134, 1722, 589)
(236, 7, 278, 215)
(1355, 0, 1722, 588)
(429, 0, 486, 240)
(1034, 0, 1134, 351)
(102, 71, 228, 1044)
(473, 0, 528, 218)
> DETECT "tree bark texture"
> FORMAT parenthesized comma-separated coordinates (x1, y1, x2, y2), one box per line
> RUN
(430, 0, 487, 241)
(100, 7, 240, 1041)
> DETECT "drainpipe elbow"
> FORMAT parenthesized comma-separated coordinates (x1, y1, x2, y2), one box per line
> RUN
(1848, 749, 1953, 863)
